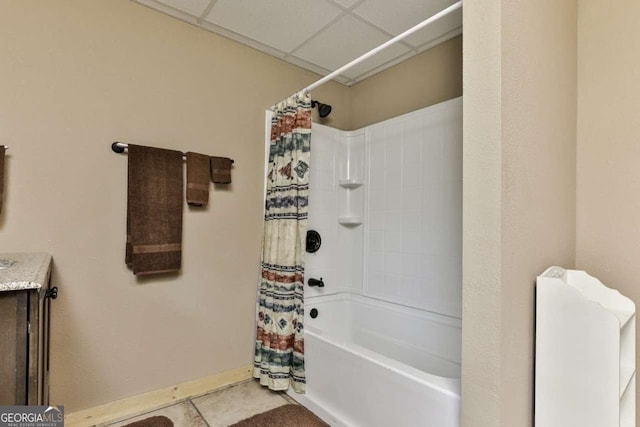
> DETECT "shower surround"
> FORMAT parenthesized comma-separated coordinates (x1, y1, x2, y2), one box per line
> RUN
(266, 97, 462, 426)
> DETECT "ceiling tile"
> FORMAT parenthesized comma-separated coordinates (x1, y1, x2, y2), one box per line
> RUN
(348, 50, 416, 82)
(204, 0, 343, 53)
(403, 7, 462, 47)
(353, 0, 459, 36)
(339, 45, 409, 80)
(282, 55, 352, 86)
(330, 0, 362, 8)
(294, 15, 410, 80)
(154, 0, 211, 17)
(135, 0, 462, 86)
(199, 20, 288, 58)
(415, 26, 462, 54)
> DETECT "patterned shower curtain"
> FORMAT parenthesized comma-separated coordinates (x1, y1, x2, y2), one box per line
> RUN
(254, 91, 311, 393)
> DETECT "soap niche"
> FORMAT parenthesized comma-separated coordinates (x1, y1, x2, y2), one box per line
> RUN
(338, 132, 364, 226)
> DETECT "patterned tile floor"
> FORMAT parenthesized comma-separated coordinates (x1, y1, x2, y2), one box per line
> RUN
(103, 380, 298, 427)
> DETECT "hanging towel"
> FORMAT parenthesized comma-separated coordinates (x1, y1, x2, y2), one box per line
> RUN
(126, 144, 183, 275)
(186, 152, 210, 206)
(0, 146, 4, 214)
(210, 156, 233, 184)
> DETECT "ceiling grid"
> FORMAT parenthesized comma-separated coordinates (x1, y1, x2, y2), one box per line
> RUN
(132, 0, 462, 85)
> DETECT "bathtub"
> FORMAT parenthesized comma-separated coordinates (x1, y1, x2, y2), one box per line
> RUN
(287, 292, 461, 427)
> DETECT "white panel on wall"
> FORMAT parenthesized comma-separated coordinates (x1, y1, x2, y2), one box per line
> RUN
(306, 125, 364, 298)
(364, 98, 462, 318)
(305, 124, 339, 297)
(305, 98, 462, 319)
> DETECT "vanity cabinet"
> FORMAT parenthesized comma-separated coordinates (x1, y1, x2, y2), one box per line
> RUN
(0, 253, 54, 405)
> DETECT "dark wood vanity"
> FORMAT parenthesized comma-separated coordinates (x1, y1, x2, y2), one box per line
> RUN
(0, 253, 54, 405)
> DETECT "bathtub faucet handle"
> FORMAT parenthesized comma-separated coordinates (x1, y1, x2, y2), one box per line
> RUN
(308, 277, 325, 287)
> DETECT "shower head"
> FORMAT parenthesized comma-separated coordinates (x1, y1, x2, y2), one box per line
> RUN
(312, 100, 332, 118)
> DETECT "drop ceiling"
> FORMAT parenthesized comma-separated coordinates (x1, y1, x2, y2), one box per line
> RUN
(132, 0, 462, 86)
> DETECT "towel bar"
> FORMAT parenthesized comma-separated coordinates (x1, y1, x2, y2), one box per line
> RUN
(111, 142, 233, 164)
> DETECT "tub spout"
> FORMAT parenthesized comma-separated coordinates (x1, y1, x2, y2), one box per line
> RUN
(308, 277, 325, 287)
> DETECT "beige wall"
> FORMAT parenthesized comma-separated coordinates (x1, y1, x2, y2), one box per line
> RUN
(0, 0, 462, 412)
(500, 0, 577, 424)
(462, 1, 577, 426)
(348, 36, 462, 130)
(461, 0, 503, 424)
(576, 0, 640, 424)
(0, 0, 350, 411)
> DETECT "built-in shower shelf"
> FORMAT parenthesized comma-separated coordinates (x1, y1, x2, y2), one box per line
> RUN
(339, 179, 363, 189)
(338, 216, 362, 225)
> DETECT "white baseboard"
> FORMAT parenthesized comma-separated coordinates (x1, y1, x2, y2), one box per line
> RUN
(65, 365, 253, 427)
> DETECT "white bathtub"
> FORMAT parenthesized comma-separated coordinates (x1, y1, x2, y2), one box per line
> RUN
(287, 292, 461, 427)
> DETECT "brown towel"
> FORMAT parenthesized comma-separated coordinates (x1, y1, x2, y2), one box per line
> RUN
(126, 144, 183, 275)
(0, 146, 4, 214)
(210, 156, 232, 184)
(186, 152, 210, 206)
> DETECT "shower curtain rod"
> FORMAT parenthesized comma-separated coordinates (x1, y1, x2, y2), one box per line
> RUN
(270, 0, 462, 109)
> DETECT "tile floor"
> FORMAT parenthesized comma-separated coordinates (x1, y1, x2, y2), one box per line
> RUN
(103, 380, 298, 427)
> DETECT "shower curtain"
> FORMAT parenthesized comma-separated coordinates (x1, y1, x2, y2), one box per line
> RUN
(254, 91, 311, 393)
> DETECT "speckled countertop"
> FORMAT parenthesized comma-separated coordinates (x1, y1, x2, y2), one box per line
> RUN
(0, 253, 52, 291)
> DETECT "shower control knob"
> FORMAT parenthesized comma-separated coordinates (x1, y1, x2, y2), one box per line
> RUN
(308, 277, 324, 287)
(306, 230, 322, 253)
(310, 308, 319, 319)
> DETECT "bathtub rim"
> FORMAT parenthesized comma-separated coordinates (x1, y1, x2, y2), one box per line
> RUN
(306, 290, 462, 327)
(304, 291, 462, 398)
